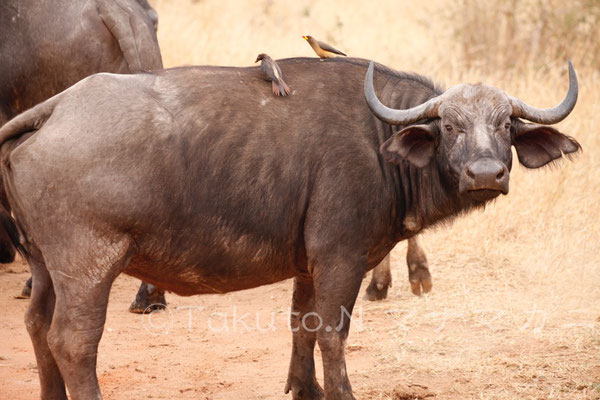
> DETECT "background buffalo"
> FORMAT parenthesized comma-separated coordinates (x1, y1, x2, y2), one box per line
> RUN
(0, 0, 166, 312)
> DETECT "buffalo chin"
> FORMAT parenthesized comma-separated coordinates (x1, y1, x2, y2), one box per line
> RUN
(468, 189, 503, 202)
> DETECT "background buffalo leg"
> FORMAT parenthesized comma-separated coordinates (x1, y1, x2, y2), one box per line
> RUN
(407, 237, 432, 296)
(364, 236, 434, 300)
(21, 276, 167, 315)
(364, 254, 391, 301)
(18, 276, 32, 299)
(128, 281, 167, 313)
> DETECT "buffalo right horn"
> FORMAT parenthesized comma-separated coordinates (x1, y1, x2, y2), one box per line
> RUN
(509, 61, 578, 125)
(364, 61, 442, 125)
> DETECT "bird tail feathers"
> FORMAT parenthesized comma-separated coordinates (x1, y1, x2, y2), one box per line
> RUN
(271, 81, 281, 96)
(280, 80, 291, 96)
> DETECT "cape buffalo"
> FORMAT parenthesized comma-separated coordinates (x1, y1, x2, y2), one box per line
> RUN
(0, 57, 579, 399)
(0, 0, 165, 311)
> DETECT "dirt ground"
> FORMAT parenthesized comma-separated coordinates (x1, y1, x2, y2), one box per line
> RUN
(1, 242, 598, 400)
(1, 0, 599, 399)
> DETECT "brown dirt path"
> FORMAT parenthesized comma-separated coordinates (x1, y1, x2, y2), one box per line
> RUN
(1, 244, 598, 399)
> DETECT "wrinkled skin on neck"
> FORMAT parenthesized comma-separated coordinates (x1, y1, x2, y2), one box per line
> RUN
(373, 80, 481, 235)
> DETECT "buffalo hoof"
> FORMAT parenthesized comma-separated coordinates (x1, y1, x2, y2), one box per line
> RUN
(284, 379, 324, 400)
(129, 283, 167, 314)
(409, 267, 432, 296)
(16, 277, 32, 299)
(364, 280, 390, 301)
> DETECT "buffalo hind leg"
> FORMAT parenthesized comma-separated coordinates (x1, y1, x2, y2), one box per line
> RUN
(285, 276, 324, 399)
(313, 253, 365, 400)
(364, 254, 391, 301)
(23, 251, 67, 399)
(128, 281, 167, 313)
(407, 237, 432, 296)
(46, 237, 132, 399)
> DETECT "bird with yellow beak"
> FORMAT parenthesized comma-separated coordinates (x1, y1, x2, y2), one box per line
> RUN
(302, 35, 347, 58)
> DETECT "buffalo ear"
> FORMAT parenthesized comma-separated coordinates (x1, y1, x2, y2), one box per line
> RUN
(380, 124, 437, 168)
(512, 121, 581, 168)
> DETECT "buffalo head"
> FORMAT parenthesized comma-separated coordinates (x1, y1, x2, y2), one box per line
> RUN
(364, 62, 580, 202)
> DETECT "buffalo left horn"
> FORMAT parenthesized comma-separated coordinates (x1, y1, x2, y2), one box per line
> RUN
(364, 61, 442, 125)
(509, 61, 578, 125)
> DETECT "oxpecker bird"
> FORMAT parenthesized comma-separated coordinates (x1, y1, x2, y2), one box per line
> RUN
(255, 53, 291, 97)
(302, 35, 347, 58)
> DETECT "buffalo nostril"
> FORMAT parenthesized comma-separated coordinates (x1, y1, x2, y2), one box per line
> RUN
(462, 158, 509, 196)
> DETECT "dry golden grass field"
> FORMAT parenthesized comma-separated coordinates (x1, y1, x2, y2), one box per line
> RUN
(0, 0, 599, 399)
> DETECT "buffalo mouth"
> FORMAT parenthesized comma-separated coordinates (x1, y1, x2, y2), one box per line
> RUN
(468, 189, 503, 202)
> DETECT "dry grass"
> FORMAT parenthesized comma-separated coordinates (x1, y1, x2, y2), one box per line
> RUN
(449, 0, 600, 74)
(150, 1, 600, 398)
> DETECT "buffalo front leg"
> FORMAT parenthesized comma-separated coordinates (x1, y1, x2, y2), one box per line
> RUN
(407, 236, 432, 296)
(24, 253, 67, 400)
(364, 254, 391, 301)
(128, 281, 167, 313)
(285, 276, 324, 399)
(313, 254, 365, 400)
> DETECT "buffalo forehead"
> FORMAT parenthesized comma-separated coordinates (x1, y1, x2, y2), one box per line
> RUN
(439, 84, 511, 123)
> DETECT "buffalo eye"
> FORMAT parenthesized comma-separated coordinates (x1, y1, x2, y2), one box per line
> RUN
(504, 122, 511, 130)
(445, 125, 453, 132)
